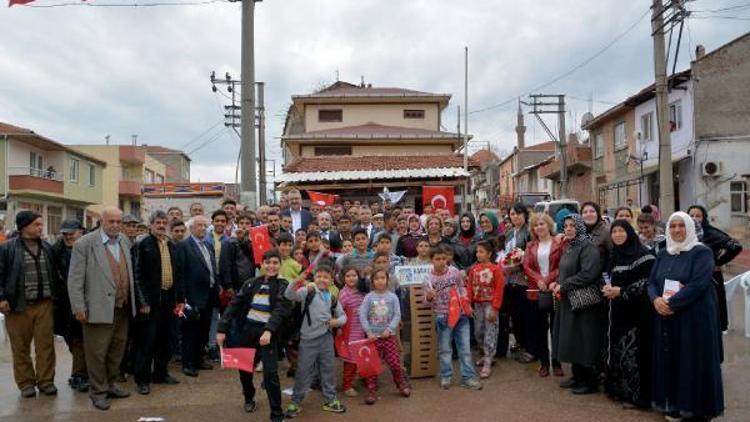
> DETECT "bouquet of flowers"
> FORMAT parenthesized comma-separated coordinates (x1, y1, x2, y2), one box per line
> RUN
(501, 248, 527, 287)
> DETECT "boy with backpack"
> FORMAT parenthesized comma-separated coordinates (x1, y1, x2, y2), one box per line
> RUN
(284, 264, 347, 418)
(216, 250, 291, 421)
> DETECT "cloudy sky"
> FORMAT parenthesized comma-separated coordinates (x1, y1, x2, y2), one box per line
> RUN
(1, 0, 747, 185)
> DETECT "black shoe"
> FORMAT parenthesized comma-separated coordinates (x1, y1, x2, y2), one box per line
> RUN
(153, 374, 180, 385)
(91, 396, 111, 411)
(198, 361, 214, 370)
(136, 384, 150, 395)
(559, 378, 579, 389)
(107, 386, 130, 399)
(286, 368, 296, 378)
(117, 373, 127, 383)
(244, 400, 257, 413)
(68, 376, 81, 390)
(21, 386, 36, 398)
(39, 384, 58, 396)
(77, 379, 90, 393)
(182, 368, 199, 377)
(571, 385, 597, 395)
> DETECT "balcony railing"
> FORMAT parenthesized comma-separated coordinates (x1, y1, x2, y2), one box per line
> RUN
(8, 166, 64, 181)
(8, 167, 64, 194)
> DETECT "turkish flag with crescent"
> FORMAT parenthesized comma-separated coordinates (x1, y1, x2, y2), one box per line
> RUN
(220, 347, 256, 373)
(350, 339, 383, 378)
(423, 186, 455, 213)
(8, 0, 34, 6)
(307, 190, 339, 206)
(249, 224, 273, 265)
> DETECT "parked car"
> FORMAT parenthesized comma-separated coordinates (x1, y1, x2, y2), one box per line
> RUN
(533, 200, 580, 218)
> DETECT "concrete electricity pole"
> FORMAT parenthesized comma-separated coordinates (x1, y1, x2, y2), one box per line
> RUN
(527, 94, 568, 198)
(463, 46, 469, 212)
(651, 0, 675, 216)
(240, 0, 259, 207)
(257, 81, 267, 205)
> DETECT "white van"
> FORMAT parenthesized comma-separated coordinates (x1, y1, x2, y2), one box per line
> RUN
(533, 200, 580, 218)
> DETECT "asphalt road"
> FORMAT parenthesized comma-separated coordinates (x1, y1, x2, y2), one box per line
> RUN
(1, 290, 748, 422)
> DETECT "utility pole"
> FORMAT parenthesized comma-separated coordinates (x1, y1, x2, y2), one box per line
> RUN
(257, 81, 267, 205)
(652, 0, 675, 216)
(527, 94, 568, 198)
(463, 46, 469, 212)
(240, 0, 259, 207)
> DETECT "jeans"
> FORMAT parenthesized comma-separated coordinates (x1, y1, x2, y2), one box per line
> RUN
(436, 314, 476, 381)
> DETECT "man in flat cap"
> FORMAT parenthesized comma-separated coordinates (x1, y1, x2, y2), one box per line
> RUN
(0, 210, 61, 398)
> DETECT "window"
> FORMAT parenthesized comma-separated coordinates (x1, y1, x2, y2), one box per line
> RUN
(669, 100, 682, 131)
(318, 109, 342, 122)
(640, 112, 653, 142)
(594, 133, 604, 158)
(29, 151, 43, 177)
(144, 169, 155, 183)
(314, 146, 352, 156)
(404, 109, 425, 119)
(69, 158, 79, 182)
(131, 201, 141, 217)
(47, 206, 62, 235)
(156, 174, 164, 184)
(88, 164, 96, 186)
(614, 121, 627, 150)
(730, 181, 747, 214)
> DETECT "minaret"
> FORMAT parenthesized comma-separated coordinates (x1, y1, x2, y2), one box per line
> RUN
(515, 99, 526, 150)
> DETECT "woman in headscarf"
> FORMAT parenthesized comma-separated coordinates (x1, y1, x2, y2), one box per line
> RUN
(395, 214, 425, 259)
(550, 213, 603, 395)
(581, 201, 612, 273)
(457, 212, 481, 247)
(648, 212, 724, 421)
(687, 205, 743, 333)
(555, 208, 573, 235)
(602, 220, 655, 408)
(442, 217, 458, 239)
(478, 211, 500, 241)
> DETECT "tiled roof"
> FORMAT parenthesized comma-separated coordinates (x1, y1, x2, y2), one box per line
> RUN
(522, 141, 556, 152)
(0, 122, 33, 134)
(284, 154, 478, 173)
(144, 145, 191, 161)
(284, 123, 462, 140)
(297, 81, 448, 99)
(0, 122, 107, 165)
(470, 149, 499, 163)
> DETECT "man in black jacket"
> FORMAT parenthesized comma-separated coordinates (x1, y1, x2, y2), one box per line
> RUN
(220, 211, 255, 294)
(133, 210, 185, 394)
(0, 211, 61, 398)
(217, 250, 291, 420)
(51, 218, 88, 393)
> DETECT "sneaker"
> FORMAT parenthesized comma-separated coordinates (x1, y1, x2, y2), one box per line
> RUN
(38, 384, 58, 396)
(322, 399, 346, 413)
(460, 378, 483, 390)
(365, 393, 377, 405)
(663, 414, 682, 422)
(398, 383, 411, 397)
(553, 366, 565, 377)
(479, 364, 492, 379)
(343, 388, 358, 397)
(77, 378, 90, 393)
(284, 403, 301, 418)
(440, 377, 451, 390)
(243, 400, 257, 413)
(255, 361, 263, 372)
(21, 386, 36, 398)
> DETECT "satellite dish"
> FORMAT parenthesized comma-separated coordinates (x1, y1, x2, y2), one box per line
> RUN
(581, 112, 594, 128)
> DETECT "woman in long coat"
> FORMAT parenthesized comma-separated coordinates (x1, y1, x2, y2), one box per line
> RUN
(551, 214, 603, 395)
(648, 212, 723, 421)
(602, 220, 655, 408)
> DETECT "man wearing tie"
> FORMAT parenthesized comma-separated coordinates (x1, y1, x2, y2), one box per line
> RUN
(281, 189, 312, 232)
(176, 215, 218, 377)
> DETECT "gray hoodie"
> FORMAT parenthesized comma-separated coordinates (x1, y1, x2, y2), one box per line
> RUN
(284, 282, 347, 341)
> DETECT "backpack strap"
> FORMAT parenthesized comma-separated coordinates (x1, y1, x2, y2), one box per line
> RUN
(301, 289, 316, 327)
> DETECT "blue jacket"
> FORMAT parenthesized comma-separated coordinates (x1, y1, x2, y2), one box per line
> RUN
(176, 236, 218, 309)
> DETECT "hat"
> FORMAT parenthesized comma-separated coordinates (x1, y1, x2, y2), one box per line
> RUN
(60, 219, 84, 234)
(122, 214, 140, 224)
(16, 210, 42, 232)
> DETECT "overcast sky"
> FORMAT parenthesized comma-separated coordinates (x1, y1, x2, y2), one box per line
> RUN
(1, 0, 747, 184)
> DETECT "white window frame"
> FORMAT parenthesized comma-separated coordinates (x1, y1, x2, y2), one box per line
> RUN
(69, 158, 79, 183)
(640, 112, 653, 142)
(730, 181, 747, 214)
(669, 100, 683, 131)
(614, 121, 627, 151)
(594, 133, 604, 158)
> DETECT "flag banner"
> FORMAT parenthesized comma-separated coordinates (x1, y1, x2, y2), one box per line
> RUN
(422, 186, 455, 213)
(8, 0, 35, 6)
(250, 225, 272, 265)
(220, 347, 256, 374)
(349, 339, 383, 378)
(307, 190, 338, 206)
(378, 188, 407, 204)
(334, 309, 352, 359)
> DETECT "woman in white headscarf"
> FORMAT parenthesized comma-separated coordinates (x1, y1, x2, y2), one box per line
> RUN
(647, 212, 723, 421)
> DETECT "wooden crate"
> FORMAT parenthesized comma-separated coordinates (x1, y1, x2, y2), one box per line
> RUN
(408, 284, 437, 378)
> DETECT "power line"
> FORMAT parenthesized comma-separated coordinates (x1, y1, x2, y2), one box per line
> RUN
(470, 8, 650, 115)
(187, 129, 228, 156)
(691, 2, 750, 14)
(179, 119, 225, 150)
(28, 0, 228, 7)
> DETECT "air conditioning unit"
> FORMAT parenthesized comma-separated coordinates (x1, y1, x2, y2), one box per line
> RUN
(702, 161, 723, 177)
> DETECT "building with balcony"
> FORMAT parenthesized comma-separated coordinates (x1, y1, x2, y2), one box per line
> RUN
(538, 134, 594, 203)
(70, 144, 166, 219)
(277, 80, 477, 211)
(143, 145, 191, 183)
(0, 123, 106, 236)
(470, 149, 500, 209)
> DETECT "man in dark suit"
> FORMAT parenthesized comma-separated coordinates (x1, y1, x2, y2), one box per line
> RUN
(316, 212, 341, 251)
(355, 206, 381, 247)
(175, 215, 218, 377)
(133, 210, 184, 394)
(280, 189, 312, 232)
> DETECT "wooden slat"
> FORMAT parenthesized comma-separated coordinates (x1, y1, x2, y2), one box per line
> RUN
(408, 285, 437, 378)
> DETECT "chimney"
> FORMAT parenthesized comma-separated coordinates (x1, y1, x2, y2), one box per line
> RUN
(695, 44, 706, 60)
(131, 134, 138, 146)
(515, 100, 526, 150)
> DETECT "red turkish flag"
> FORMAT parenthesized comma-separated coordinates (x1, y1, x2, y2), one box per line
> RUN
(250, 224, 272, 265)
(8, 0, 34, 6)
(307, 191, 338, 206)
(423, 186, 455, 213)
(350, 339, 383, 378)
(220, 347, 256, 373)
(334, 309, 353, 359)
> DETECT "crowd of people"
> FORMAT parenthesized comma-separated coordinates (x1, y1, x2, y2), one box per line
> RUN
(0, 188, 743, 422)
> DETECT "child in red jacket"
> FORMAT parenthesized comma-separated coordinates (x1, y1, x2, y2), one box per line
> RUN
(466, 240, 505, 379)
